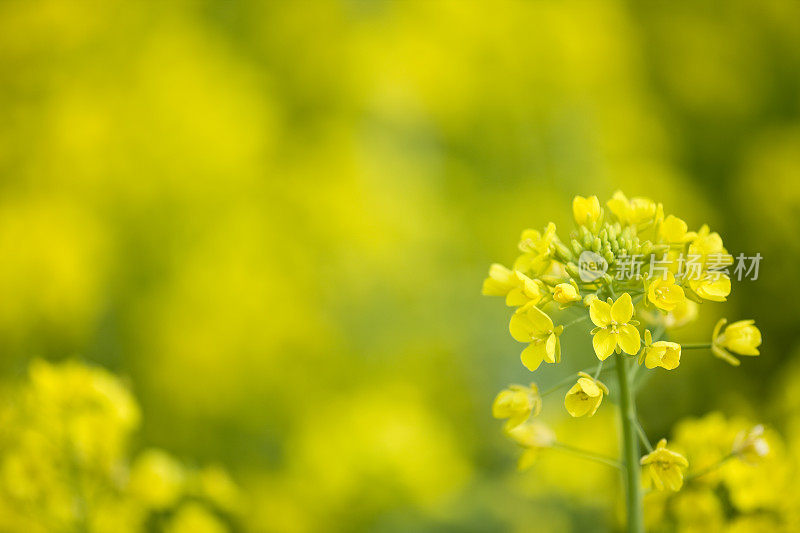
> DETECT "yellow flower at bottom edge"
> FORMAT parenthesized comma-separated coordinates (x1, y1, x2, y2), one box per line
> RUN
(572, 195, 601, 226)
(509, 305, 562, 371)
(641, 439, 689, 491)
(711, 318, 762, 366)
(589, 292, 641, 360)
(564, 372, 608, 417)
(492, 384, 541, 429)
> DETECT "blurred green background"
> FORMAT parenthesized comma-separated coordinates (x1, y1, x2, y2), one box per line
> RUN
(1, 1, 800, 531)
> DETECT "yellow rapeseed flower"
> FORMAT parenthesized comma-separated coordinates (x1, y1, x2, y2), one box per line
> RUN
(641, 439, 689, 491)
(711, 319, 762, 366)
(606, 190, 656, 225)
(590, 292, 641, 360)
(514, 223, 557, 274)
(509, 305, 563, 371)
(572, 195, 601, 226)
(564, 372, 608, 417)
(552, 281, 581, 305)
(481, 263, 517, 297)
(647, 272, 685, 312)
(641, 330, 681, 370)
(506, 421, 556, 471)
(658, 214, 696, 243)
(492, 384, 541, 430)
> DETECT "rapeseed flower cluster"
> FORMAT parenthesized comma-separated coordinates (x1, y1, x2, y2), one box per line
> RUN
(483, 192, 765, 532)
(0, 359, 242, 533)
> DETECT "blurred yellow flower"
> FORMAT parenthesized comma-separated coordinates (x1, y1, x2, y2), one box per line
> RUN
(492, 383, 541, 429)
(606, 190, 656, 225)
(689, 272, 731, 302)
(658, 214, 696, 243)
(128, 449, 186, 509)
(165, 502, 227, 533)
(564, 372, 608, 417)
(572, 195, 601, 226)
(711, 318, 762, 366)
(507, 421, 556, 471)
(589, 292, 640, 360)
(481, 263, 517, 297)
(646, 272, 685, 312)
(641, 439, 689, 491)
(732, 425, 770, 464)
(509, 305, 562, 371)
(514, 223, 557, 274)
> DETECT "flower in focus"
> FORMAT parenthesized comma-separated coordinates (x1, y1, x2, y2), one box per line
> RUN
(506, 421, 556, 470)
(711, 318, 762, 366)
(572, 195, 601, 226)
(564, 372, 608, 417)
(606, 190, 656, 225)
(552, 280, 581, 305)
(641, 439, 689, 491)
(640, 330, 681, 370)
(646, 272, 685, 312)
(492, 384, 541, 429)
(509, 305, 563, 371)
(590, 292, 641, 360)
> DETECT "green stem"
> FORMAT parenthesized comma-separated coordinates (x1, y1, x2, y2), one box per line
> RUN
(552, 442, 623, 470)
(684, 453, 735, 483)
(616, 354, 644, 533)
(634, 420, 653, 453)
(681, 343, 712, 350)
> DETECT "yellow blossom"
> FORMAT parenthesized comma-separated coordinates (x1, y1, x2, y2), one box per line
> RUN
(509, 305, 563, 371)
(481, 264, 517, 297)
(606, 190, 656, 225)
(492, 384, 541, 429)
(506, 421, 555, 470)
(641, 439, 689, 491)
(572, 195, 601, 226)
(711, 318, 762, 366)
(589, 292, 641, 360)
(505, 271, 546, 307)
(514, 223, 557, 274)
(689, 272, 731, 302)
(732, 425, 770, 464)
(641, 330, 681, 370)
(552, 281, 581, 305)
(658, 214, 696, 243)
(646, 272, 685, 312)
(564, 372, 608, 417)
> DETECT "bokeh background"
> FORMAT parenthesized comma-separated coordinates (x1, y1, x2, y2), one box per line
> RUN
(1, 1, 800, 531)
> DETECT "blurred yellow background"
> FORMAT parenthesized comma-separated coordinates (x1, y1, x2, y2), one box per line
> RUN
(1, 1, 800, 531)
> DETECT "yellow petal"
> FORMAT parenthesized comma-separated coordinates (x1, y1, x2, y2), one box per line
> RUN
(617, 324, 641, 355)
(590, 299, 612, 327)
(521, 343, 546, 371)
(593, 329, 617, 360)
(611, 292, 634, 324)
(509, 313, 534, 343)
